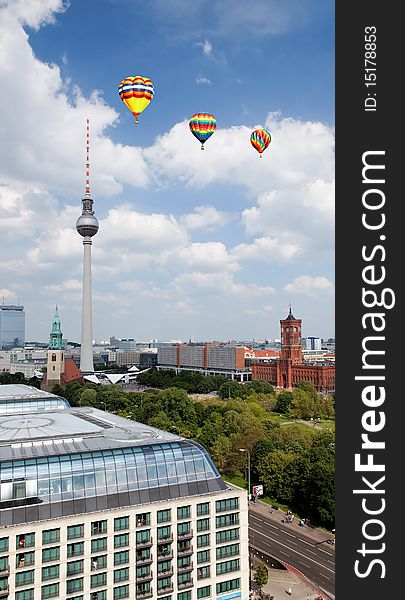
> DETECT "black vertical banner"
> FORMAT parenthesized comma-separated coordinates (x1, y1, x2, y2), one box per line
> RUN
(336, 1, 402, 598)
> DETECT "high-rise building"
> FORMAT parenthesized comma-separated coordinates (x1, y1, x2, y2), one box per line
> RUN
(0, 386, 249, 600)
(0, 305, 25, 350)
(76, 119, 99, 375)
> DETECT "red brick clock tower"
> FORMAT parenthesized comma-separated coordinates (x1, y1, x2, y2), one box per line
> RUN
(276, 306, 303, 387)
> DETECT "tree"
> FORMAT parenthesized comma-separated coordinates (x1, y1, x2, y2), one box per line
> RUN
(51, 384, 66, 398)
(254, 562, 268, 590)
(275, 390, 293, 413)
(218, 381, 247, 399)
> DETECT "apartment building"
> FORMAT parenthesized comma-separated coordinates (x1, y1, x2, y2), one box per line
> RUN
(0, 386, 249, 600)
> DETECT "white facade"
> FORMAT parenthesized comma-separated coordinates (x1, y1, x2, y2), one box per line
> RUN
(1, 488, 248, 600)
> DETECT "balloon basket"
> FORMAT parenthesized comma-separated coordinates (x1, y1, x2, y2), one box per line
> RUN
(201, 144, 204, 150)
(134, 116, 139, 124)
(259, 154, 263, 158)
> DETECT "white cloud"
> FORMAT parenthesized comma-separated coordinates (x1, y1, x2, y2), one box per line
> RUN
(161, 242, 239, 273)
(232, 236, 300, 262)
(195, 75, 211, 85)
(284, 275, 334, 296)
(181, 205, 233, 231)
(174, 271, 275, 299)
(0, 0, 68, 30)
(0, 288, 16, 299)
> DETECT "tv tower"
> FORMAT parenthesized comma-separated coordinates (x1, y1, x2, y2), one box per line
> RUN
(76, 119, 99, 374)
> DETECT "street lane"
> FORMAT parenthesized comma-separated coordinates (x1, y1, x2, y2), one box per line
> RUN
(248, 511, 335, 597)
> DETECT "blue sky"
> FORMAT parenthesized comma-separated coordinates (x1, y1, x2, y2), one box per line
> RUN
(0, 0, 335, 343)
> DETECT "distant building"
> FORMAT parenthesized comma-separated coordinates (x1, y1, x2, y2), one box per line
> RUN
(41, 307, 83, 391)
(252, 308, 335, 392)
(302, 336, 322, 351)
(157, 344, 251, 381)
(0, 304, 25, 350)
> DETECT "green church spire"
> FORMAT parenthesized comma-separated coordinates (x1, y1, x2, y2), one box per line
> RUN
(49, 305, 63, 350)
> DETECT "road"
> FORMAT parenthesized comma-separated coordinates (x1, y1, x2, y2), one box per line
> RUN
(248, 505, 335, 598)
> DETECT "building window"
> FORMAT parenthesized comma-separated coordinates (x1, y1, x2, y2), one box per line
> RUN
(157, 561, 171, 575)
(42, 547, 60, 563)
(216, 578, 241, 595)
(15, 589, 34, 600)
(15, 569, 35, 586)
(177, 591, 191, 600)
(216, 498, 239, 513)
(91, 521, 107, 536)
(91, 573, 107, 588)
(216, 528, 239, 544)
(216, 559, 240, 576)
(216, 513, 239, 528)
(52, 354, 56, 361)
(67, 525, 84, 540)
(177, 522, 191, 536)
(157, 576, 172, 591)
(91, 538, 107, 553)
(177, 506, 191, 520)
(16, 552, 35, 568)
(114, 534, 129, 549)
(68, 542, 84, 558)
(157, 509, 171, 524)
(0, 557, 8, 572)
(16, 533, 35, 549)
(216, 543, 240, 560)
(178, 572, 192, 587)
(197, 503, 210, 517)
(42, 529, 60, 545)
(158, 544, 172, 559)
(177, 556, 191, 569)
(91, 592, 107, 600)
(0, 538, 9, 553)
(42, 565, 59, 581)
(113, 585, 129, 599)
(157, 526, 171, 541)
(197, 534, 210, 548)
(136, 530, 151, 545)
(197, 519, 210, 532)
(197, 586, 211, 599)
(114, 568, 129, 583)
(136, 513, 150, 528)
(197, 566, 210, 580)
(137, 559, 151, 577)
(197, 550, 210, 564)
(114, 551, 129, 566)
(66, 578, 84, 594)
(66, 560, 84, 577)
(114, 517, 129, 531)
(41, 583, 59, 599)
(91, 555, 107, 571)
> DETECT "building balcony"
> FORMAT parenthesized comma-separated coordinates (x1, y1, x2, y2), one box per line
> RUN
(157, 535, 173, 544)
(136, 555, 153, 566)
(157, 567, 173, 577)
(0, 586, 9, 597)
(178, 580, 193, 590)
(136, 538, 153, 548)
(177, 546, 193, 556)
(136, 572, 153, 582)
(178, 563, 193, 573)
(136, 518, 151, 529)
(136, 590, 153, 599)
(177, 530, 193, 540)
(157, 551, 173, 561)
(0, 569, 9, 577)
(157, 586, 174, 596)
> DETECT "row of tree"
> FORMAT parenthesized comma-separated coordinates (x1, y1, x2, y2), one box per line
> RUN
(62, 379, 335, 527)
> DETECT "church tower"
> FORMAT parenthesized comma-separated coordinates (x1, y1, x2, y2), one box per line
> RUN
(47, 306, 65, 384)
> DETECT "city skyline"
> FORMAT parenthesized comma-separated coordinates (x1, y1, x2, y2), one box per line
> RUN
(0, 0, 335, 342)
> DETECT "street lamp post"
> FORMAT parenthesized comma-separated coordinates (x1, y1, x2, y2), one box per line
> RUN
(239, 448, 251, 500)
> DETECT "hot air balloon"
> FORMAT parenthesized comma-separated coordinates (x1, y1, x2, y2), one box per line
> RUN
(118, 76, 154, 123)
(250, 129, 271, 158)
(189, 113, 216, 150)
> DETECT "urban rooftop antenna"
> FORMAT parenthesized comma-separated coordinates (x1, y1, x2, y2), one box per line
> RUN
(76, 118, 99, 374)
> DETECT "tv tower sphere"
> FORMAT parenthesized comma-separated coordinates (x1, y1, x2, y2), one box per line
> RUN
(76, 200, 99, 237)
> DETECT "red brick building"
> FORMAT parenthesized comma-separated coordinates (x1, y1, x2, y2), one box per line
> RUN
(252, 308, 335, 392)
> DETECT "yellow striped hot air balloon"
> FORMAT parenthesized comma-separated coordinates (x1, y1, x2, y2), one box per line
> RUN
(118, 75, 154, 123)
